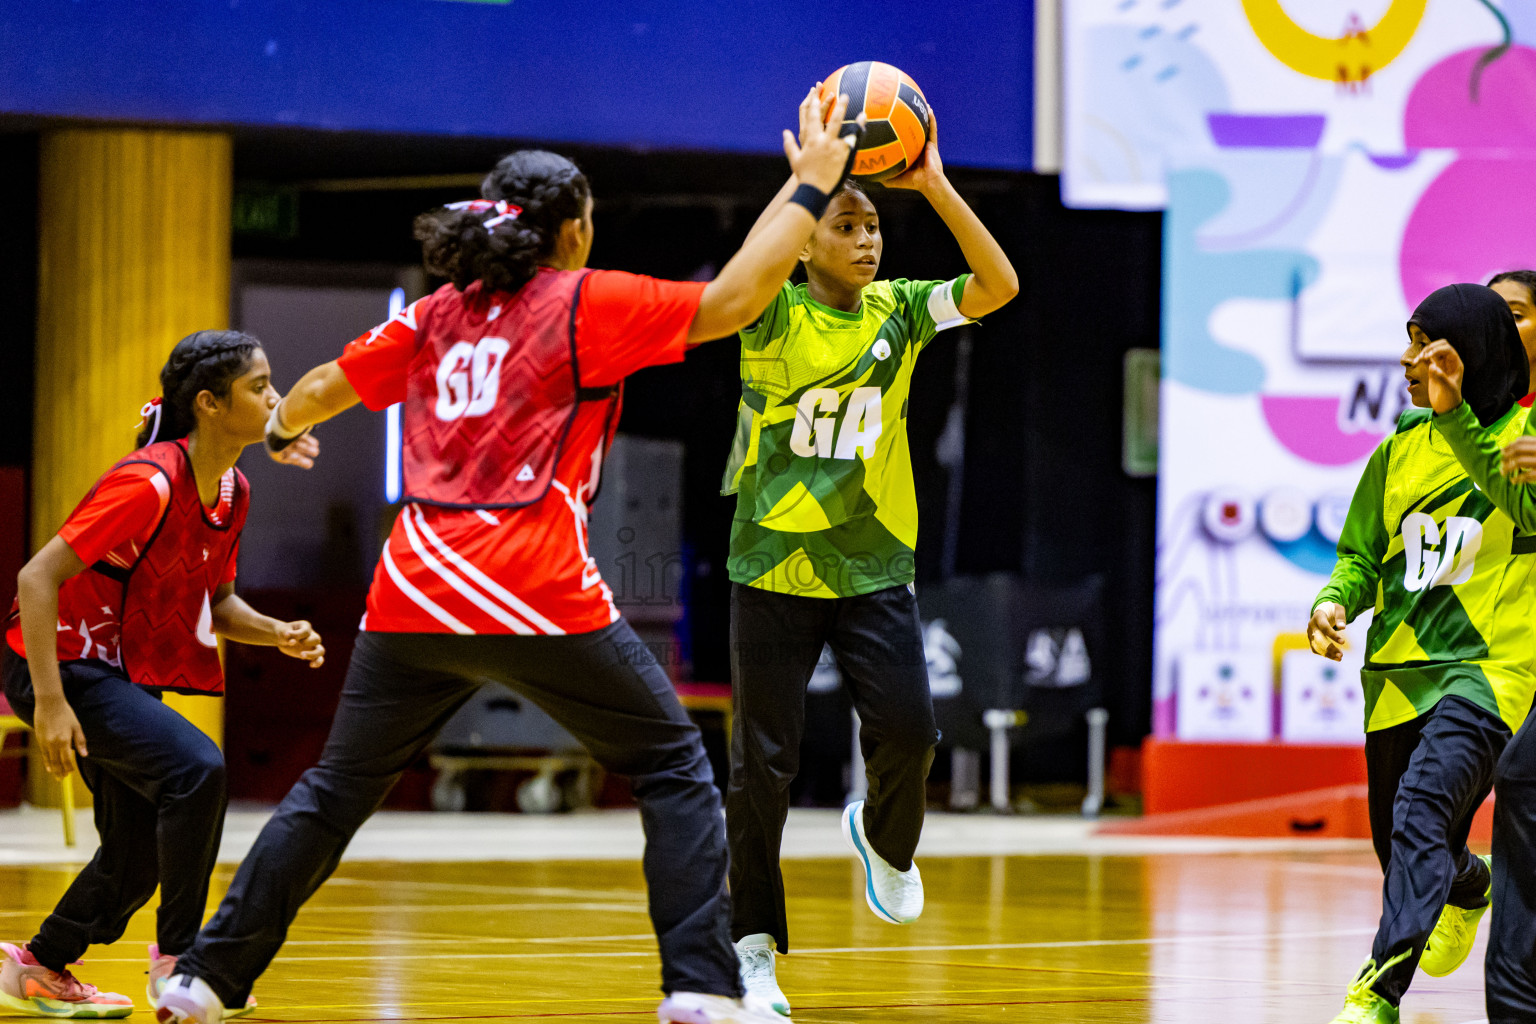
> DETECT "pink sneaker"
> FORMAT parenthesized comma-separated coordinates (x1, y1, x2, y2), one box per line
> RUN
(148, 947, 256, 1019)
(0, 941, 133, 1019)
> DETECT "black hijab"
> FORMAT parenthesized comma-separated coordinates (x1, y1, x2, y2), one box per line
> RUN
(1408, 283, 1529, 426)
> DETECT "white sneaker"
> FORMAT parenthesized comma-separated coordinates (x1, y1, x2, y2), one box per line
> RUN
(153, 974, 223, 1024)
(734, 933, 789, 1017)
(149, 952, 256, 1019)
(657, 991, 787, 1023)
(841, 800, 923, 924)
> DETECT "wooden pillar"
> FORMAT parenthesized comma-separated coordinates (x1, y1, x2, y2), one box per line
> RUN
(29, 129, 232, 807)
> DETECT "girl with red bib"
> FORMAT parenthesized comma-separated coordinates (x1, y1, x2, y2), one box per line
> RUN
(0, 331, 324, 1019)
(158, 93, 859, 1024)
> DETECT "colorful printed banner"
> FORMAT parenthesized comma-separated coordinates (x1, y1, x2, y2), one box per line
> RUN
(1062, 0, 1522, 208)
(1062, 2, 1536, 738)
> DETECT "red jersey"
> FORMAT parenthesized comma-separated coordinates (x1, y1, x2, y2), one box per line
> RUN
(400, 271, 613, 509)
(338, 268, 706, 635)
(6, 449, 241, 667)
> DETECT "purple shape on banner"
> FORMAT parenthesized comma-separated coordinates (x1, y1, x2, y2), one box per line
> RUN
(1367, 151, 1419, 170)
(1261, 395, 1384, 466)
(1208, 113, 1326, 149)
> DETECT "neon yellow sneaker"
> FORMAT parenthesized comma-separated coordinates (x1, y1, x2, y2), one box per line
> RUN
(1326, 952, 1407, 1024)
(1419, 854, 1492, 977)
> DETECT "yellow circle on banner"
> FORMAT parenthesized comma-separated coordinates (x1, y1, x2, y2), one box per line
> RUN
(1241, 0, 1428, 85)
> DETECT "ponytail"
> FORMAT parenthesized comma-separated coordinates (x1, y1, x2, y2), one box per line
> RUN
(414, 149, 590, 296)
(136, 330, 262, 449)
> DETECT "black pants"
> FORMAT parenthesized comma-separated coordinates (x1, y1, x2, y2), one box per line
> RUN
(1363, 694, 1507, 1005)
(175, 623, 739, 1006)
(1487, 700, 1536, 1023)
(2, 651, 228, 972)
(727, 582, 937, 953)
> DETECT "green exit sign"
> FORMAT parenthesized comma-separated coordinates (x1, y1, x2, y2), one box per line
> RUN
(233, 189, 298, 239)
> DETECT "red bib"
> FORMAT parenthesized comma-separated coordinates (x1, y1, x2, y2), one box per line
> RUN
(99, 441, 248, 695)
(401, 269, 621, 509)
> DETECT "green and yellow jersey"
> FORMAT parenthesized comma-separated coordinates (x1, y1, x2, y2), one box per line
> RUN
(722, 276, 971, 597)
(1316, 402, 1536, 732)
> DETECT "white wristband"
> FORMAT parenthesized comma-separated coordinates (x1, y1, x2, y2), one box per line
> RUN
(266, 402, 303, 441)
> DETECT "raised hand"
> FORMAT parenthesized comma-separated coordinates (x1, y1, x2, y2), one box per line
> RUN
(1416, 339, 1465, 415)
(783, 88, 863, 194)
(883, 108, 944, 194)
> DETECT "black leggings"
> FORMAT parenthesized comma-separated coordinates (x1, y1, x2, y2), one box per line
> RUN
(1487, 699, 1536, 1023)
(727, 582, 937, 953)
(3, 651, 228, 970)
(174, 622, 739, 1005)
(1363, 695, 1507, 1005)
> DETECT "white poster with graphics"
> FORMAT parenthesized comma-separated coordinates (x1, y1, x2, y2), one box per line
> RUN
(1062, 0, 1522, 209)
(1061, 3, 1536, 738)
(1280, 648, 1367, 742)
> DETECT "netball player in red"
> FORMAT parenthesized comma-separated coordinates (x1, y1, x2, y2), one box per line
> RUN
(157, 93, 861, 1024)
(0, 331, 324, 1019)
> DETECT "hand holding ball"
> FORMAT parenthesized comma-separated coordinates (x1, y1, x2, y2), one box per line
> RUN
(817, 62, 931, 182)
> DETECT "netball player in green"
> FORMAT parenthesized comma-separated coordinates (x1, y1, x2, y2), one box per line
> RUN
(721, 107, 1017, 1014)
(1308, 283, 1535, 1023)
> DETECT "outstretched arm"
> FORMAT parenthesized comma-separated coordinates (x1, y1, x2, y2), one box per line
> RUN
(741, 176, 802, 250)
(740, 79, 834, 251)
(265, 361, 362, 452)
(688, 89, 861, 344)
(1420, 340, 1536, 534)
(883, 112, 1019, 319)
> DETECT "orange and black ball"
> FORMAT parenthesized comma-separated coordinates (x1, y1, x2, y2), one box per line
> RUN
(818, 61, 931, 182)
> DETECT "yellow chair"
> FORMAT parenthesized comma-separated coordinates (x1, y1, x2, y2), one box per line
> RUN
(0, 710, 76, 847)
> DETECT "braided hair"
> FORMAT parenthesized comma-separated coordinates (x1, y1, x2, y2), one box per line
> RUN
(413, 150, 591, 295)
(136, 330, 263, 448)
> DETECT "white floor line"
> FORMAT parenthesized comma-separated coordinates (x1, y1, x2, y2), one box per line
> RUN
(320, 876, 644, 900)
(75, 925, 1382, 965)
(88, 949, 662, 963)
(795, 925, 1380, 955)
(285, 902, 649, 913)
(0, 805, 1378, 864)
(275, 933, 656, 946)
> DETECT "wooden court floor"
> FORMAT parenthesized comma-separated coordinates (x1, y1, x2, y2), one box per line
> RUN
(0, 850, 1493, 1023)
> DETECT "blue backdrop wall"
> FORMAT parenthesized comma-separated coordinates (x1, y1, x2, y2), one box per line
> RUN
(2, 0, 1033, 170)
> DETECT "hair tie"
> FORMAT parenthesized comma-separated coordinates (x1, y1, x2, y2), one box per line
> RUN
(445, 199, 523, 234)
(138, 396, 163, 446)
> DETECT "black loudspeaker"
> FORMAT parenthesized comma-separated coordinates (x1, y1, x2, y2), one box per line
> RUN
(919, 573, 1105, 751)
(587, 435, 685, 625)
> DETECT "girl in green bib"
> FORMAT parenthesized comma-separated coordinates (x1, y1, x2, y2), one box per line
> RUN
(1309, 283, 1534, 1024)
(721, 103, 1017, 1016)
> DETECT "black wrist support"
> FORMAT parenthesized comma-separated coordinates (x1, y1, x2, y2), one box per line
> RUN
(788, 183, 830, 220)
